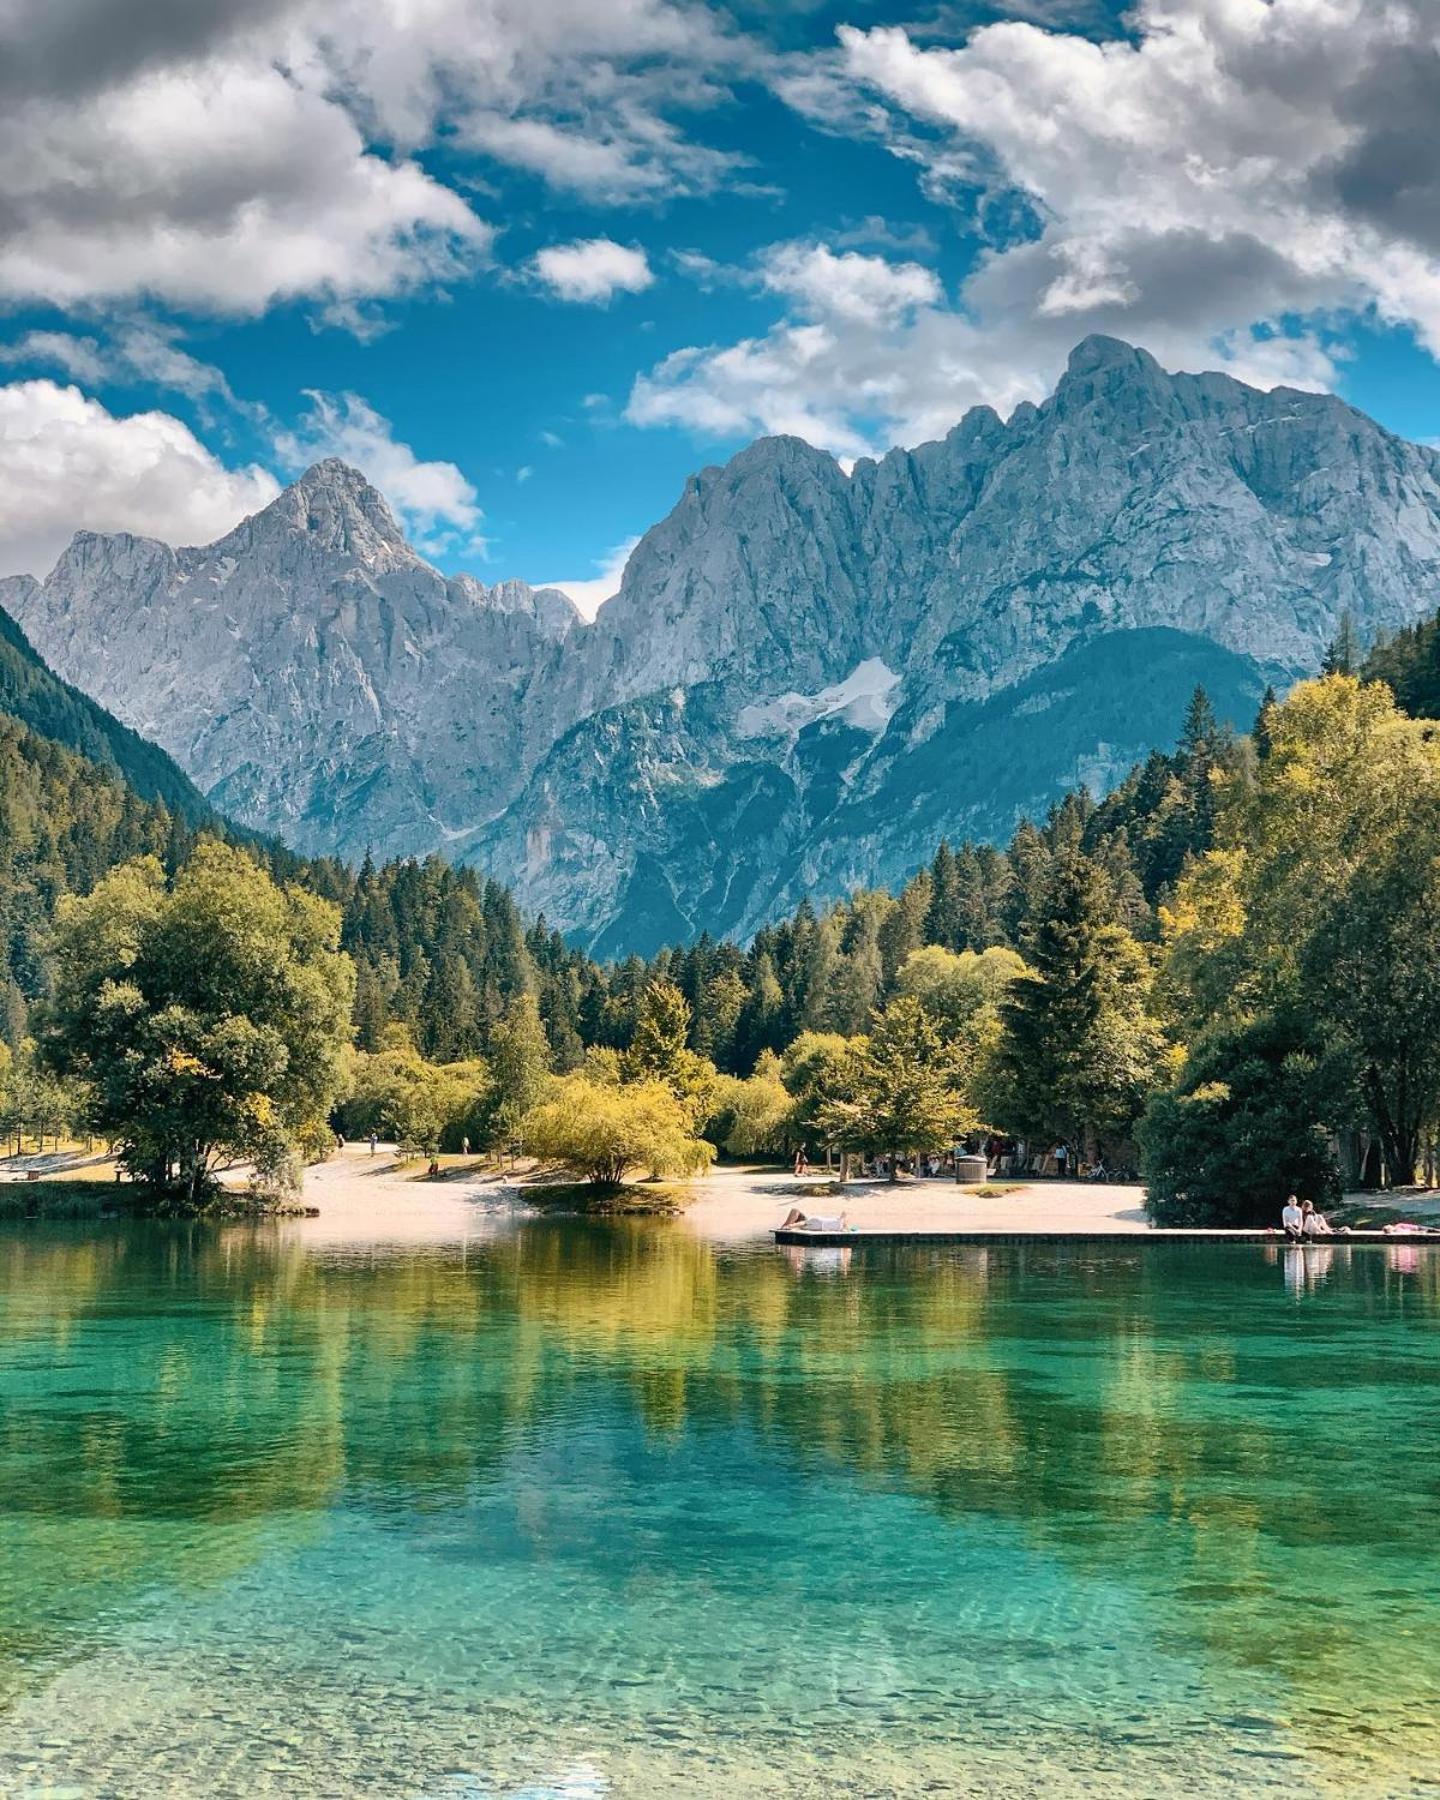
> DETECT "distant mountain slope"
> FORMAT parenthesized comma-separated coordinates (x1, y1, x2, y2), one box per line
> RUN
(481, 628, 1274, 957)
(9, 337, 1440, 952)
(0, 595, 213, 825)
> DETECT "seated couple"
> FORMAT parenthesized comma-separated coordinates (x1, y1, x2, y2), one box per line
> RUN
(1281, 1196, 1332, 1239)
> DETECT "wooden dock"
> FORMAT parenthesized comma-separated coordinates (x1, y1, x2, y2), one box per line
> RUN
(774, 1228, 1431, 1247)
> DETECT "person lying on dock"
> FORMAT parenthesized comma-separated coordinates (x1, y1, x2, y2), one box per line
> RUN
(779, 1207, 848, 1232)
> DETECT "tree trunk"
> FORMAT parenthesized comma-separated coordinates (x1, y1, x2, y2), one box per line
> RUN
(1367, 1064, 1418, 1188)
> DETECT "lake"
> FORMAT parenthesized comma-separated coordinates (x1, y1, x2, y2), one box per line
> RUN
(1, 1221, 1437, 1797)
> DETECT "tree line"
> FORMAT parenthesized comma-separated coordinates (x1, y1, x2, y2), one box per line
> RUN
(10, 604, 1440, 1217)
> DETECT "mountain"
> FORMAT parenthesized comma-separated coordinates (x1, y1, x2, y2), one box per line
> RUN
(0, 594, 213, 824)
(11, 337, 1440, 954)
(0, 460, 581, 858)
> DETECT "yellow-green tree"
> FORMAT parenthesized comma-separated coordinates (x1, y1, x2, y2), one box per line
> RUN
(523, 1074, 714, 1186)
(1160, 676, 1440, 1183)
(710, 1050, 795, 1157)
(622, 979, 717, 1125)
(817, 997, 975, 1179)
(45, 842, 355, 1200)
(340, 1031, 490, 1154)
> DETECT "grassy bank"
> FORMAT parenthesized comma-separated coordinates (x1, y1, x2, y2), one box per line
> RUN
(0, 1178, 316, 1221)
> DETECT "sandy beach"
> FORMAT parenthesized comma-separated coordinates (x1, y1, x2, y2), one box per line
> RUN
(260, 1147, 1154, 1248)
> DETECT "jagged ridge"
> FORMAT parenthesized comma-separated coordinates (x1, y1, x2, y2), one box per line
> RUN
(9, 337, 1440, 952)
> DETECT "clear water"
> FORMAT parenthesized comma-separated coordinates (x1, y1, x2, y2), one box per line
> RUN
(2, 1222, 1439, 1798)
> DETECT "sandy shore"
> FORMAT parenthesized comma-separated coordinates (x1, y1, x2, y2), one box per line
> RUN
(18, 1146, 1431, 1248)
(264, 1149, 1153, 1249)
(680, 1164, 1151, 1242)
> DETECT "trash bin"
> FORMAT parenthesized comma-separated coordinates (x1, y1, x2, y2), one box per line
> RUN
(955, 1155, 988, 1184)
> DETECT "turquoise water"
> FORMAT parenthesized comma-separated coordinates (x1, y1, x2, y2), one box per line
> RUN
(2, 1224, 1439, 1797)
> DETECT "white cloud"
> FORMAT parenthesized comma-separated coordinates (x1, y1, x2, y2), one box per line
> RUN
(0, 0, 748, 317)
(0, 55, 489, 316)
(277, 390, 485, 554)
(0, 379, 279, 578)
(546, 536, 640, 621)
(0, 323, 244, 410)
(760, 242, 941, 324)
(533, 238, 656, 304)
(0, 332, 110, 387)
(636, 0, 1440, 458)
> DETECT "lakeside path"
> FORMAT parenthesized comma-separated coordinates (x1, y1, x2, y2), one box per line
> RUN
(275, 1151, 1152, 1249)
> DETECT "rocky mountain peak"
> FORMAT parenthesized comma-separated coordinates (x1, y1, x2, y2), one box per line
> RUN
(10, 337, 1440, 955)
(238, 458, 417, 568)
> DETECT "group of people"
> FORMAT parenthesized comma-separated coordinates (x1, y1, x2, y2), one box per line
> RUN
(1281, 1195, 1333, 1239)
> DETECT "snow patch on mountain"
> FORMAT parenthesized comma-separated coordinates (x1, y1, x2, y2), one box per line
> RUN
(736, 658, 901, 739)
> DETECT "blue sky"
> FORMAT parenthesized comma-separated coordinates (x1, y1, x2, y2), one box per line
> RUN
(1, 0, 1439, 609)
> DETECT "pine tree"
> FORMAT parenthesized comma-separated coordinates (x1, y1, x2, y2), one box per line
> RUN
(1321, 610, 1360, 676)
(990, 851, 1165, 1157)
(1253, 684, 1279, 760)
(924, 841, 960, 950)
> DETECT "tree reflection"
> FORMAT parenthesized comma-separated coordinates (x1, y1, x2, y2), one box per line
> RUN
(2, 1221, 1439, 1782)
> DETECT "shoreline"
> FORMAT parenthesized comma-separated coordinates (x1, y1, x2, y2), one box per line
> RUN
(9, 1147, 1440, 1248)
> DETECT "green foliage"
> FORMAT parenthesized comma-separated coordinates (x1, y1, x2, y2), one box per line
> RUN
(622, 979, 717, 1125)
(710, 1051, 795, 1157)
(43, 843, 355, 1197)
(989, 852, 1167, 1154)
(1139, 1016, 1342, 1226)
(523, 1074, 714, 1186)
(487, 990, 552, 1141)
(1365, 610, 1440, 721)
(1162, 675, 1440, 1183)
(896, 945, 1026, 1039)
(816, 997, 975, 1171)
(0, 1040, 84, 1151)
(339, 1035, 489, 1153)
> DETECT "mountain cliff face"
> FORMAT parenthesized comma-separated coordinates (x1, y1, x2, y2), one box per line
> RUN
(11, 338, 1440, 953)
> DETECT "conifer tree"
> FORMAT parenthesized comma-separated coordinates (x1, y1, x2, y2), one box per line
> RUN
(990, 851, 1165, 1158)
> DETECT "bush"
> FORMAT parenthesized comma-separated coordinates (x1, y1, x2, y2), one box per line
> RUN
(1139, 1015, 1341, 1226)
(523, 1074, 714, 1186)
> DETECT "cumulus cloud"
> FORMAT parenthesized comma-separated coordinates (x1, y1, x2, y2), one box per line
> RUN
(0, 57, 488, 316)
(277, 390, 485, 554)
(0, 379, 279, 578)
(546, 536, 641, 620)
(760, 242, 940, 324)
(0, 0, 747, 316)
(636, 0, 1440, 457)
(533, 238, 656, 304)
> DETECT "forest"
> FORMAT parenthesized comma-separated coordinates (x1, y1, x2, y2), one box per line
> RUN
(5, 608, 1440, 1222)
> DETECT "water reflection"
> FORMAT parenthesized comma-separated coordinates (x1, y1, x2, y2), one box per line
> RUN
(1, 1222, 1439, 1793)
